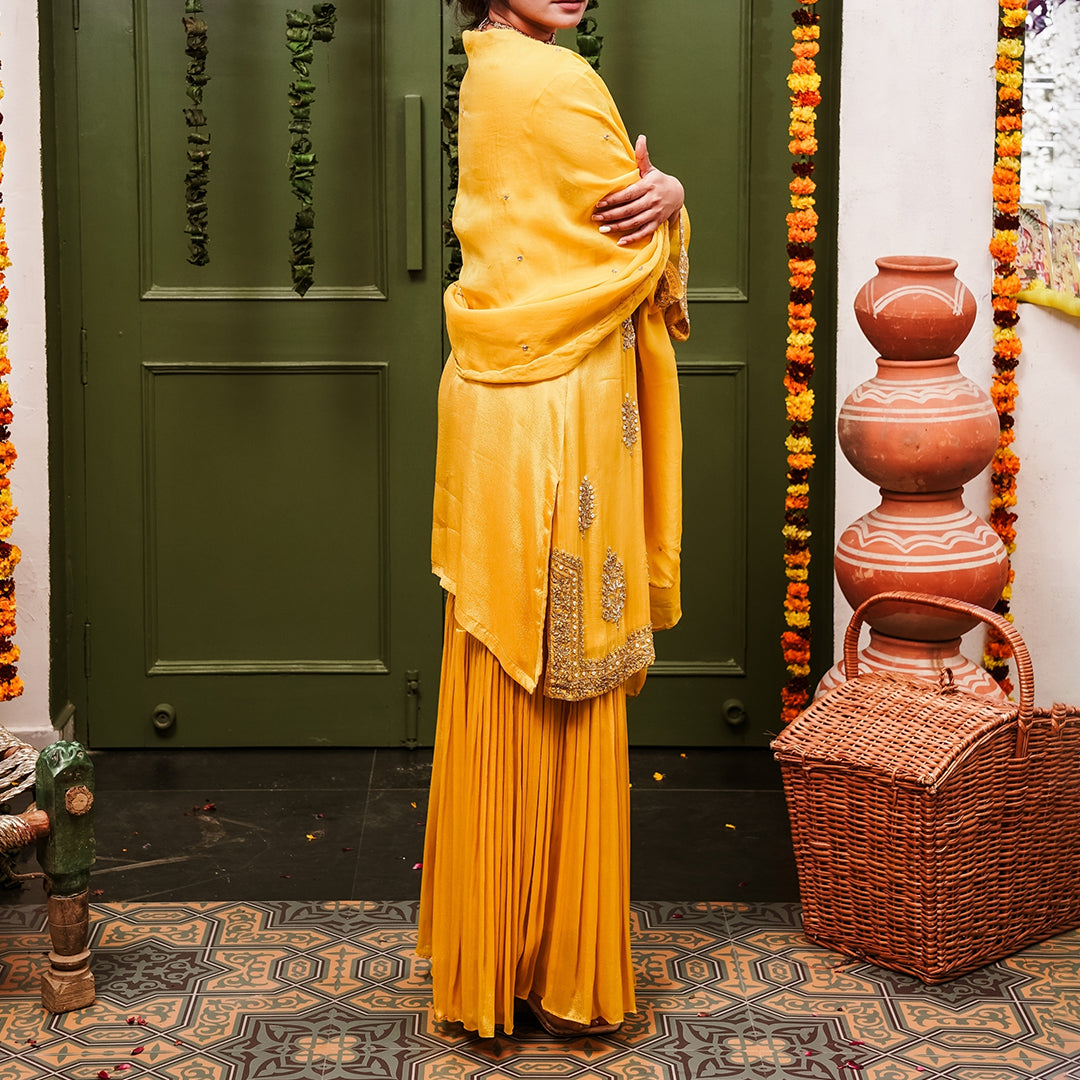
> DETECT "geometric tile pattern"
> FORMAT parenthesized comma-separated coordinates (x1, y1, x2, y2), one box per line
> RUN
(2, 900, 1080, 1079)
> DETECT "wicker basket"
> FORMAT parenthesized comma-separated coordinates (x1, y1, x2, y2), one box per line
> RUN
(772, 590, 1080, 983)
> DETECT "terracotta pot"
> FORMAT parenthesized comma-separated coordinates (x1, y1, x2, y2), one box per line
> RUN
(816, 630, 1008, 703)
(834, 489, 1010, 639)
(837, 355, 999, 491)
(853, 256, 976, 361)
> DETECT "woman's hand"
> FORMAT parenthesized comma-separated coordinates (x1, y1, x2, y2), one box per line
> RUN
(593, 135, 684, 246)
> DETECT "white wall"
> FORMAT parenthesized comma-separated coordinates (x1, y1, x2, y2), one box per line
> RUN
(835, 0, 1080, 704)
(0, 6, 50, 743)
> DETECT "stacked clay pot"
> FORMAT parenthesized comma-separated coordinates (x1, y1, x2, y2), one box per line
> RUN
(819, 256, 1010, 700)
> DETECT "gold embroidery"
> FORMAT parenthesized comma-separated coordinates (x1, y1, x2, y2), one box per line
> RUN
(601, 548, 626, 624)
(621, 317, 636, 352)
(678, 212, 690, 331)
(545, 549, 653, 701)
(578, 476, 596, 534)
(621, 395, 639, 450)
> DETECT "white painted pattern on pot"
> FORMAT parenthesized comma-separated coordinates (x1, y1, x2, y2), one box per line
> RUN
(863, 279, 968, 317)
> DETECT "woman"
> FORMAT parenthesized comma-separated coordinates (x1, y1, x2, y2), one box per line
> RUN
(418, 0, 689, 1039)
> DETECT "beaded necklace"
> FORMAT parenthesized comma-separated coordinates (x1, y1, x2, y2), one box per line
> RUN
(477, 16, 556, 44)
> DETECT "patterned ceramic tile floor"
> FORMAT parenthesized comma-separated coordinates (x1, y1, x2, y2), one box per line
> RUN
(3, 900, 1080, 1080)
(2, 749, 1080, 1078)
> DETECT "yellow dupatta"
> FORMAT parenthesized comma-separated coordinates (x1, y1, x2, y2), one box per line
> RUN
(432, 28, 688, 695)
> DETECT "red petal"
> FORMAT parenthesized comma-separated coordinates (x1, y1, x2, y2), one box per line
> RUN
(132, 1046, 145, 1054)
(98, 1072, 110, 1079)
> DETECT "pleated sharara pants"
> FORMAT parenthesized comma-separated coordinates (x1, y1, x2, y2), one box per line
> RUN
(417, 597, 635, 1037)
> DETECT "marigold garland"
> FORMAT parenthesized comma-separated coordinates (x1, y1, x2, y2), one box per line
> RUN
(182, 0, 211, 266)
(982, 0, 1027, 698)
(780, 0, 821, 723)
(0, 56, 23, 702)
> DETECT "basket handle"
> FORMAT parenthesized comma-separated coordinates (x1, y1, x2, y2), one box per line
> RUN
(842, 591, 1034, 730)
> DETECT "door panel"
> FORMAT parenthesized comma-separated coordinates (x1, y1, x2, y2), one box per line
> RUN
(73, 0, 444, 746)
(137, 0, 385, 297)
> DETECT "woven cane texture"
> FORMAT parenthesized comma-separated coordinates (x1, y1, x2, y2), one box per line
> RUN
(772, 592, 1080, 984)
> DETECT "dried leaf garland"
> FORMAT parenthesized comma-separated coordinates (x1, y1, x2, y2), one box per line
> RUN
(779, 0, 821, 724)
(286, 3, 337, 297)
(183, 0, 211, 266)
(576, 0, 603, 71)
(442, 33, 466, 289)
(0, 55, 23, 702)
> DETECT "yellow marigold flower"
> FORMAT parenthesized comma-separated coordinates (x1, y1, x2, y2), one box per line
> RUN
(785, 434, 813, 454)
(791, 25, 821, 41)
(786, 567, 809, 582)
(787, 483, 810, 497)
(787, 72, 821, 93)
(787, 663, 811, 679)
(786, 389, 815, 423)
(997, 38, 1024, 58)
(785, 611, 811, 629)
(786, 331, 814, 348)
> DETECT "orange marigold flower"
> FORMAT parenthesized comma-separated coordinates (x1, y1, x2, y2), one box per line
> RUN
(789, 137, 819, 156)
(994, 337, 1022, 360)
(993, 274, 1022, 297)
(786, 208, 819, 229)
(792, 41, 820, 58)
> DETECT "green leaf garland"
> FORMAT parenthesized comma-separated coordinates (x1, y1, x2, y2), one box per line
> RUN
(575, 0, 603, 71)
(286, 3, 337, 297)
(182, 0, 211, 265)
(442, 33, 466, 290)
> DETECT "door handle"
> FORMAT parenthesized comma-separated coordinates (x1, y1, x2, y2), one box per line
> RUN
(404, 95, 423, 272)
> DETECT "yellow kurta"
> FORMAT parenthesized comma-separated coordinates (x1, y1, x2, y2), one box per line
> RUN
(420, 27, 688, 1038)
(431, 28, 688, 697)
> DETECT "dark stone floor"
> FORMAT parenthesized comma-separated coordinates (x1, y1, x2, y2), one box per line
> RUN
(2, 747, 798, 905)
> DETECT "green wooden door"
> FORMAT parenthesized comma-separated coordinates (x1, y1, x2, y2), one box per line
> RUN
(587, 1, 838, 746)
(65, 0, 445, 746)
(54, 0, 834, 748)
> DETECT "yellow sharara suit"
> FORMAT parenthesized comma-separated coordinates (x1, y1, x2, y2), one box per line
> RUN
(418, 27, 689, 1038)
